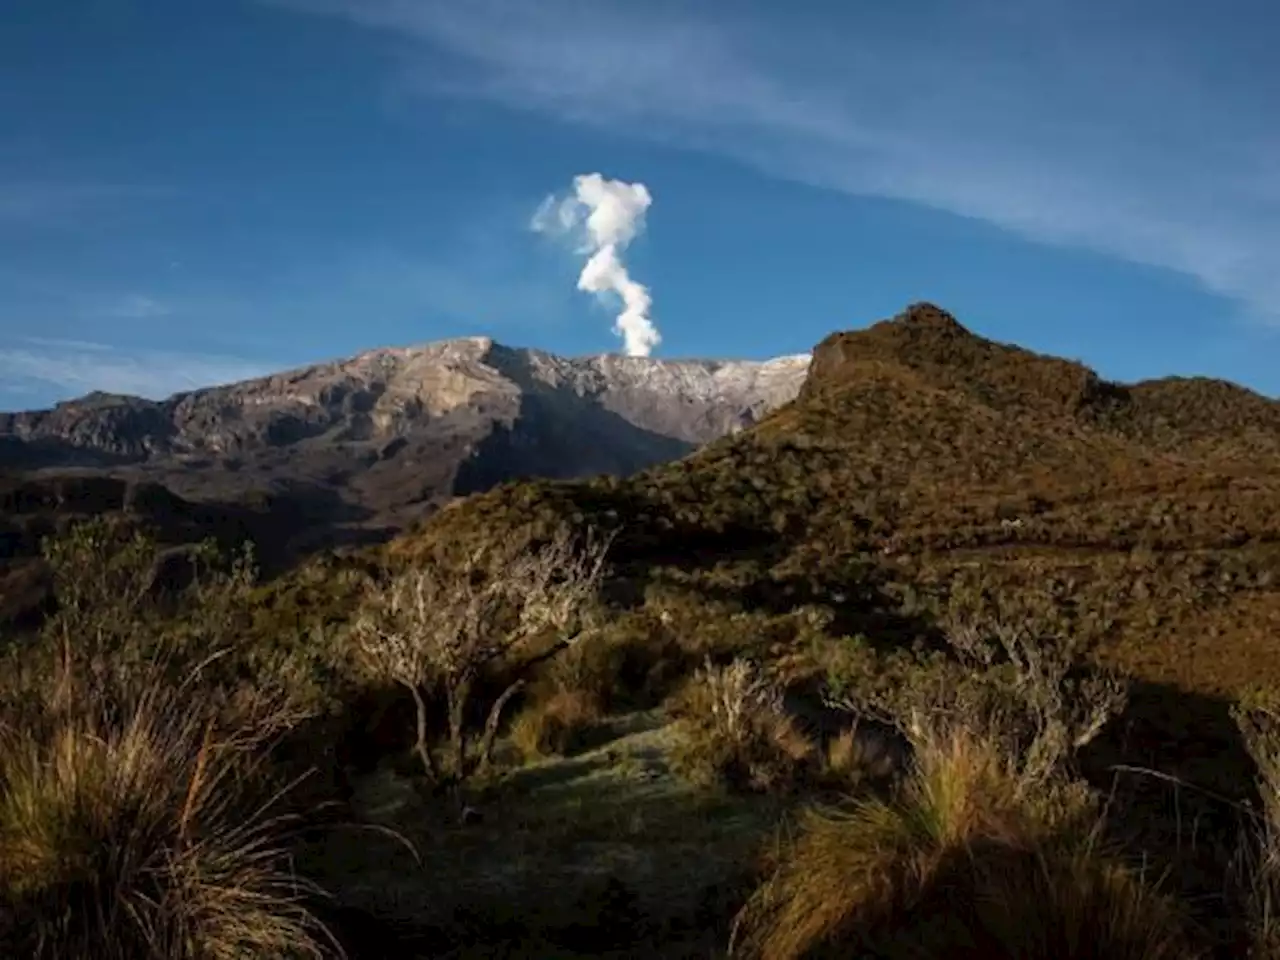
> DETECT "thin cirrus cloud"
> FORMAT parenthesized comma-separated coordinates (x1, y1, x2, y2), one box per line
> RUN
(0, 181, 172, 228)
(96, 294, 173, 320)
(0, 337, 277, 403)
(268, 0, 1280, 323)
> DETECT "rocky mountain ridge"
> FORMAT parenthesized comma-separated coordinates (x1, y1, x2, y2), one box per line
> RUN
(0, 337, 811, 466)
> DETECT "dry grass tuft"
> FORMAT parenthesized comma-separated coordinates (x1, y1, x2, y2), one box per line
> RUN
(730, 723, 1196, 959)
(0, 656, 336, 959)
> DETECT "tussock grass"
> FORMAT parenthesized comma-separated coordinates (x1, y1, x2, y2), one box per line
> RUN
(539, 610, 696, 714)
(821, 720, 907, 790)
(0, 656, 336, 959)
(730, 723, 1196, 959)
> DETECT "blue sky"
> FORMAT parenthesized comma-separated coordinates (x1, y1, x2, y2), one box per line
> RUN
(2, 0, 1279, 410)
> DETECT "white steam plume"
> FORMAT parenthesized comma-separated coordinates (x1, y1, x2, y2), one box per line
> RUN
(531, 172, 660, 356)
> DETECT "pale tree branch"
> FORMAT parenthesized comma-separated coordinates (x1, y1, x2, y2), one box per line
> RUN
(349, 523, 612, 781)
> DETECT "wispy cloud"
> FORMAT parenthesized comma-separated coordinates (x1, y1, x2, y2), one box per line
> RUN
(0, 337, 276, 404)
(18, 336, 116, 353)
(269, 0, 1280, 321)
(0, 181, 171, 228)
(96, 294, 173, 320)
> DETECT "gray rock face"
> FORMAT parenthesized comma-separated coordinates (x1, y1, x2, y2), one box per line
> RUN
(0, 337, 810, 538)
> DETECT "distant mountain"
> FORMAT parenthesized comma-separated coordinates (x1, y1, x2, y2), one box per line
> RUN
(0, 338, 810, 602)
(0, 338, 811, 469)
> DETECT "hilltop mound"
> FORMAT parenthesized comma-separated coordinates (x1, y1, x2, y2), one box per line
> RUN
(802, 302, 1121, 420)
(806, 302, 1280, 455)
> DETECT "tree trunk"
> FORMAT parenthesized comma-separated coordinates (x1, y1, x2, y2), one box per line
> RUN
(475, 679, 527, 776)
(448, 675, 473, 780)
(404, 682, 437, 782)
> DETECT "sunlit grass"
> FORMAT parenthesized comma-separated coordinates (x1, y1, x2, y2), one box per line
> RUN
(730, 723, 1197, 959)
(0, 657, 336, 959)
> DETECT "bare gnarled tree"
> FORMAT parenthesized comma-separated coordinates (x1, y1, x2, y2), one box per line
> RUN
(350, 524, 611, 782)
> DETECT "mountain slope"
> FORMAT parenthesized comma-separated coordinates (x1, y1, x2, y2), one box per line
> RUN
(0, 338, 808, 463)
(394, 303, 1280, 700)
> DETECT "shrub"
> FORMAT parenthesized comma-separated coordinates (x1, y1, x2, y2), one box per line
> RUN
(510, 688, 606, 761)
(823, 609, 1128, 789)
(729, 609, 1180, 958)
(669, 658, 815, 794)
(350, 523, 610, 782)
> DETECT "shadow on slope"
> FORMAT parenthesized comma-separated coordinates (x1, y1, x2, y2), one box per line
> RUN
(453, 387, 696, 497)
(0, 470, 382, 630)
(303, 712, 787, 959)
(1080, 679, 1262, 953)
